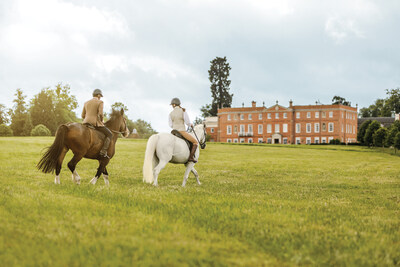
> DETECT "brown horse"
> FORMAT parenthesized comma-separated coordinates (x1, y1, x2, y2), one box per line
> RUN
(37, 109, 129, 185)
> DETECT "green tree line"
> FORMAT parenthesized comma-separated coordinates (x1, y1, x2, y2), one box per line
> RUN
(357, 119, 400, 152)
(359, 88, 400, 117)
(0, 84, 156, 138)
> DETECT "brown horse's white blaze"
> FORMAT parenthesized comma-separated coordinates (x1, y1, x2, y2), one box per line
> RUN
(37, 109, 129, 185)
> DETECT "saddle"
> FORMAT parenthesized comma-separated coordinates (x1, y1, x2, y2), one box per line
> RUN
(83, 123, 96, 130)
(171, 130, 193, 151)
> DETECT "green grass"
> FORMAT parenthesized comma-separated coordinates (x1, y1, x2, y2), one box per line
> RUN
(0, 137, 399, 266)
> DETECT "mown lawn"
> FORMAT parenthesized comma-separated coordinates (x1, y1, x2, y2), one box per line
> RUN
(0, 137, 399, 266)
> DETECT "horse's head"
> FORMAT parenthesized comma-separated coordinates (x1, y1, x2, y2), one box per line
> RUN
(107, 109, 130, 138)
(194, 123, 207, 149)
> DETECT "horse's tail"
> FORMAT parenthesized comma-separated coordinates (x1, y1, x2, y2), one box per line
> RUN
(143, 134, 158, 183)
(37, 124, 68, 173)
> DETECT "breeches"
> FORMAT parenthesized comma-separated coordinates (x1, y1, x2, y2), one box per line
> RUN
(95, 126, 113, 139)
(179, 131, 198, 144)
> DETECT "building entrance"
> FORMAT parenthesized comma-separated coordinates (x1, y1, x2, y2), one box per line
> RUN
(274, 138, 279, 144)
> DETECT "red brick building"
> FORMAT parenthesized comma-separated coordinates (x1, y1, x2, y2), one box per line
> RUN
(205, 101, 358, 144)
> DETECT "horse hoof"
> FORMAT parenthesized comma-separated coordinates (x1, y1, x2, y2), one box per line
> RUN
(89, 177, 98, 185)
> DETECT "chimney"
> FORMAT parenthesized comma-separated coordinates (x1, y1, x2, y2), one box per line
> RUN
(289, 100, 293, 108)
(242, 102, 244, 107)
(252, 101, 256, 108)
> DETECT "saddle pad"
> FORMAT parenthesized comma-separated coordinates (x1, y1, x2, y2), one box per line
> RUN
(171, 130, 192, 151)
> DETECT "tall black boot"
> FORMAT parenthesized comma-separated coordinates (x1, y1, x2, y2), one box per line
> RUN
(100, 137, 111, 158)
(188, 143, 198, 163)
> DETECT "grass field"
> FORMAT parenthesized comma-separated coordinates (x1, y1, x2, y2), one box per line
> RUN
(0, 137, 399, 266)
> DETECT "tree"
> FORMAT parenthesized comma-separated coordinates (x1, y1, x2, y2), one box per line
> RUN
(394, 132, 400, 153)
(111, 102, 128, 112)
(359, 88, 400, 118)
(385, 121, 400, 147)
(373, 127, 387, 147)
(202, 56, 233, 117)
(357, 120, 372, 144)
(363, 120, 381, 147)
(200, 104, 213, 118)
(53, 83, 78, 126)
(332, 96, 351, 106)
(23, 114, 33, 136)
(0, 124, 13, 136)
(193, 117, 203, 125)
(0, 104, 9, 125)
(10, 89, 29, 136)
(31, 124, 51, 136)
(127, 119, 157, 139)
(384, 88, 400, 114)
(30, 88, 57, 134)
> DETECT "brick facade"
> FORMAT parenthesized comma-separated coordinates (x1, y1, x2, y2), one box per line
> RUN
(205, 101, 358, 144)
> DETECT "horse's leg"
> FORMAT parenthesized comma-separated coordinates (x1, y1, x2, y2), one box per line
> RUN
(103, 166, 109, 186)
(90, 159, 109, 185)
(191, 166, 201, 185)
(67, 154, 83, 185)
(153, 160, 168, 187)
(182, 162, 195, 187)
(54, 147, 68, 184)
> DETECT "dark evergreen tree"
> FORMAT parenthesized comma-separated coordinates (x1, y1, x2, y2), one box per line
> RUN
(363, 120, 381, 147)
(357, 120, 372, 144)
(332, 96, 351, 106)
(373, 127, 387, 147)
(202, 56, 233, 117)
(10, 89, 29, 136)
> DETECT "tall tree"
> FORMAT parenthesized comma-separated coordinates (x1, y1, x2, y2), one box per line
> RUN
(364, 120, 381, 147)
(0, 104, 9, 125)
(357, 120, 372, 144)
(359, 88, 400, 117)
(30, 88, 57, 134)
(53, 83, 78, 126)
(332, 96, 351, 106)
(385, 121, 400, 147)
(202, 56, 233, 117)
(10, 89, 29, 136)
(373, 127, 387, 147)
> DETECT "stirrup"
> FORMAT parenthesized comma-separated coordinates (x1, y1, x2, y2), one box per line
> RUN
(100, 151, 110, 159)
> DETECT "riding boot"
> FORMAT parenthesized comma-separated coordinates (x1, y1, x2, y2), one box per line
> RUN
(188, 143, 198, 163)
(100, 137, 111, 158)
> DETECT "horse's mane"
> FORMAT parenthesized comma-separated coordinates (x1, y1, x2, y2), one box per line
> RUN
(105, 109, 122, 127)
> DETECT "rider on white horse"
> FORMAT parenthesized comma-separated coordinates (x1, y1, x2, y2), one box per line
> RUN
(169, 98, 199, 163)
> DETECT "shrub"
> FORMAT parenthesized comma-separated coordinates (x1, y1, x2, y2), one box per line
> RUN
(373, 127, 388, 147)
(394, 132, 400, 153)
(0, 124, 13, 136)
(329, 139, 341, 145)
(364, 121, 381, 147)
(31, 124, 51, 136)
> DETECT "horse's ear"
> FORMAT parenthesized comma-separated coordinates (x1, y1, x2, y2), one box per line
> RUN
(121, 108, 124, 116)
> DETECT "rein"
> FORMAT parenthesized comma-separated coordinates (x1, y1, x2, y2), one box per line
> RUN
(191, 126, 207, 149)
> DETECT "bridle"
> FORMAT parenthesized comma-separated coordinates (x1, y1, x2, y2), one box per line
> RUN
(111, 117, 128, 137)
(191, 124, 207, 149)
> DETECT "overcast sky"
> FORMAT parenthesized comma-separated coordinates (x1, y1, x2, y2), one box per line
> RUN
(0, 0, 399, 132)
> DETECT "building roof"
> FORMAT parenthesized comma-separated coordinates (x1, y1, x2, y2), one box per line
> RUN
(358, 117, 395, 128)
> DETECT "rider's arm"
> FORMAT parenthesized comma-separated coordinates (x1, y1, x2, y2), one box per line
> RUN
(168, 114, 173, 128)
(81, 105, 86, 119)
(183, 111, 193, 128)
(98, 101, 104, 122)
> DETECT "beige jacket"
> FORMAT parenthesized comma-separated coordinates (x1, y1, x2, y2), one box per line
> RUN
(169, 107, 191, 131)
(82, 97, 104, 127)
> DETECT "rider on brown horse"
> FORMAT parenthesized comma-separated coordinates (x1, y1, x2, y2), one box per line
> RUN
(169, 97, 198, 163)
(82, 89, 113, 158)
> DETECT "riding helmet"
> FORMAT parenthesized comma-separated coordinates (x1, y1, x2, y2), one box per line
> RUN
(93, 89, 103, 97)
(170, 97, 181, 106)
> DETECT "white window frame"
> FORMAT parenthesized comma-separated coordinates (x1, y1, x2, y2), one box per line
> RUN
(259, 114, 262, 120)
(211, 128, 214, 133)
(227, 125, 232, 135)
(296, 112, 300, 118)
(275, 113, 279, 119)
(275, 124, 280, 133)
(314, 137, 320, 144)
(248, 138, 253, 144)
(267, 124, 272, 133)
(307, 112, 311, 118)
(227, 139, 232, 143)
(328, 136, 334, 142)
(267, 113, 271, 119)
(248, 124, 253, 134)
(296, 123, 301, 133)
(234, 138, 238, 143)
(328, 122, 334, 132)
(315, 112, 319, 118)
(240, 114, 244, 120)
(258, 138, 263, 143)
(283, 112, 287, 118)
(240, 138, 245, 143)
(306, 123, 311, 133)
(240, 125, 245, 134)
(248, 114, 252, 120)
(267, 138, 272, 144)
(296, 137, 301, 144)
(329, 111, 333, 118)
(283, 123, 288, 133)
(314, 123, 319, 133)
(306, 137, 311, 144)
(322, 137, 327, 143)
(227, 114, 231, 121)
(258, 124, 263, 134)
(283, 138, 288, 144)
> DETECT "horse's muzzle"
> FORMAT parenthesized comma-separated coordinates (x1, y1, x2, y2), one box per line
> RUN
(200, 143, 206, 149)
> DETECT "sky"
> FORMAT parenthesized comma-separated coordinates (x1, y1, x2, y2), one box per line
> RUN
(0, 0, 399, 132)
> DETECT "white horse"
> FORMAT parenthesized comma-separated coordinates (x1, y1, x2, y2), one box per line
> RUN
(142, 124, 207, 186)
